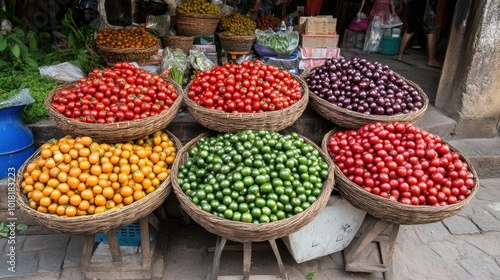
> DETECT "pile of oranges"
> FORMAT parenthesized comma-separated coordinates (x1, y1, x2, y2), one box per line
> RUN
(96, 28, 158, 49)
(20, 131, 176, 217)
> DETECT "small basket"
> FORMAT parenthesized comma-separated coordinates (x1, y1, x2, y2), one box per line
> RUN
(171, 132, 335, 243)
(96, 42, 159, 64)
(182, 74, 309, 132)
(218, 33, 256, 52)
(44, 77, 183, 143)
(175, 11, 221, 37)
(301, 67, 429, 129)
(15, 131, 182, 235)
(161, 35, 194, 54)
(321, 129, 479, 225)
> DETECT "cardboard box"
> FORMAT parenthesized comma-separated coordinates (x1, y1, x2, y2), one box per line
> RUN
(300, 34, 339, 48)
(299, 47, 341, 70)
(299, 16, 337, 35)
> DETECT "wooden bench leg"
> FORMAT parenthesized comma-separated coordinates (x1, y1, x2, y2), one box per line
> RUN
(268, 239, 288, 280)
(106, 229, 122, 264)
(243, 242, 252, 280)
(81, 234, 95, 271)
(209, 236, 227, 280)
(140, 216, 151, 269)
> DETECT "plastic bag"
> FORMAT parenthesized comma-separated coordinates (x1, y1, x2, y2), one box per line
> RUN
(189, 50, 216, 72)
(383, 14, 403, 28)
(348, 12, 368, 32)
(161, 47, 189, 84)
(0, 89, 35, 110)
(39, 62, 85, 83)
(255, 29, 299, 58)
(363, 16, 383, 53)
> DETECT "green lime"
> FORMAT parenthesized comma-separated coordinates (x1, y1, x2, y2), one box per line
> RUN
(241, 212, 253, 223)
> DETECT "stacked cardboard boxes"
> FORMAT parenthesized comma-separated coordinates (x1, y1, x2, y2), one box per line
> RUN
(298, 16, 340, 70)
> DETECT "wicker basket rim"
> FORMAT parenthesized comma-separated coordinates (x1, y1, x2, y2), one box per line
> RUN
(171, 131, 335, 240)
(182, 73, 309, 120)
(15, 130, 181, 228)
(218, 33, 256, 40)
(175, 11, 221, 18)
(96, 41, 159, 53)
(302, 67, 429, 121)
(44, 77, 183, 130)
(322, 129, 480, 211)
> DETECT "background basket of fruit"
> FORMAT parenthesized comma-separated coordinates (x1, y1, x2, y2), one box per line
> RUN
(217, 13, 256, 52)
(301, 57, 429, 129)
(171, 130, 335, 243)
(321, 123, 479, 225)
(161, 35, 194, 54)
(182, 60, 309, 132)
(95, 28, 159, 64)
(175, 0, 222, 37)
(15, 130, 181, 235)
(45, 63, 183, 143)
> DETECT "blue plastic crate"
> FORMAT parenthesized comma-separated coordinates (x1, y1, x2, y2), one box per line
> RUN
(95, 223, 154, 247)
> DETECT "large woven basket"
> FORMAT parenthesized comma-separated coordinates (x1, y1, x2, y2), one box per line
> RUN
(161, 35, 194, 54)
(96, 42, 159, 64)
(176, 11, 221, 36)
(321, 130, 479, 225)
(15, 131, 181, 235)
(218, 33, 255, 52)
(182, 74, 309, 132)
(171, 132, 335, 243)
(44, 77, 183, 143)
(301, 68, 429, 129)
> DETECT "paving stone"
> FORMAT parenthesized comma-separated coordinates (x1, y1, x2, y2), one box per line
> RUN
(0, 251, 39, 277)
(38, 249, 66, 273)
(460, 242, 489, 258)
(58, 267, 84, 280)
(463, 232, 500, 256)
(62, 235, 84, 268)
(429, 241, 461, 260)
(21, 234, 70, 251)
(442, 215, 481, 235)
(496, 257, 500, 267)
(459, 258, 500, 279)
(484, 202, 500, 220)
(0, 237, 6, 252)
(470, 212, 500, 232)
(413, 222, 450, 243)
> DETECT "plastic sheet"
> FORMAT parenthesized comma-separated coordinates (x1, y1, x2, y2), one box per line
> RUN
(255, 29, 299, 58)
(363, 16, 383, 53)
(39, 62, 85, 83)
(0, 89, 35, 110)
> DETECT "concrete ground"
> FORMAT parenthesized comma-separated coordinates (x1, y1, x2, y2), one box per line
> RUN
(1, 48, 500, 280)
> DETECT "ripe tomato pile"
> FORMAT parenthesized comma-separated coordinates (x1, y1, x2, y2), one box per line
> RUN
(187, 60, 303, 113)
(327, 122, 475, 206)
(51, 63, 179, 124)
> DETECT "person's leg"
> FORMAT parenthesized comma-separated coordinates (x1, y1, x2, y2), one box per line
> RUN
(394, 32, 414, 60)
(426, 32, 441, 67)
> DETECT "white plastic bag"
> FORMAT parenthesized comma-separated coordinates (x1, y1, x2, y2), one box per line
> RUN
(39, 62, 85, 83)
(363, 16, 383, 53)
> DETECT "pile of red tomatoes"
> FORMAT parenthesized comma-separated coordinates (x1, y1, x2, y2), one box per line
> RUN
(187, 60, 303, 113)
(327, 122, 475, 206)
(51, 63, 179, 124)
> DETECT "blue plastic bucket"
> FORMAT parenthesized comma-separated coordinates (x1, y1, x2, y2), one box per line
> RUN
(0, 105, 35, 178)
(379, 36, 401, 56)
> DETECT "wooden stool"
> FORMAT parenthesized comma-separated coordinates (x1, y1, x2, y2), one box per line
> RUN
(343, 215, 400, 280)
(209, 235, 288, 280)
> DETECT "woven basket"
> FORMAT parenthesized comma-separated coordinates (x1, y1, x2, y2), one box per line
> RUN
(171, 132, 335, 243)
(96, 42, 159, 64)
(301, 68, 429, 129)
(182, 74, 309, 132)
(44, 77, 183, 143)
(176, 11, 221, 36)
(161, 35, 194, 54)
(15, 131, 181, 235)
(218, 33, 255, 52)
(321, 130, 479, 225)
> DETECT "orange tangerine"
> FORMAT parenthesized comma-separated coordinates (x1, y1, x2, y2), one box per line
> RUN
(65, 205, 77, 217)
(94, 194, 106, 206)
(69, 194, 82, 206)
(78, 200, 90, 211)
(80, 189, 94, 200)
(102, 187, 114, 199)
